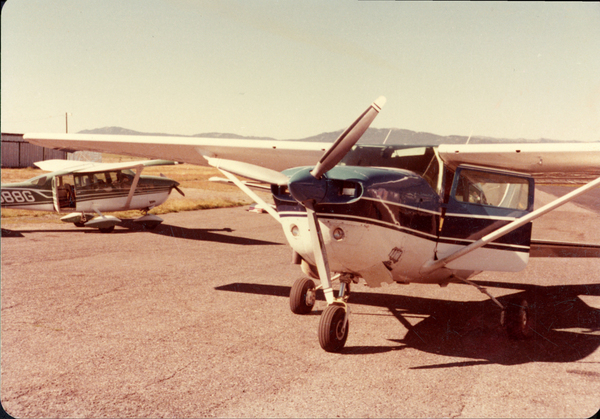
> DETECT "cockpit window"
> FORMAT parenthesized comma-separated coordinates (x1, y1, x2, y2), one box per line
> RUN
(454, 168, 531, 210)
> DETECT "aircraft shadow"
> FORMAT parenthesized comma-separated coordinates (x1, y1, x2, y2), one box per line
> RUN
(215, 281, 600, 366)
(118, 220, 283, 246)
(1, 222, 282, 246)
(1, 229, 25, 238)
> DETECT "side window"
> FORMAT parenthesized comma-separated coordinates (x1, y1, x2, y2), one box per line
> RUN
(94, 173, 107, 186)
(453, 168, 531, 210)
(112, 170, 132, 189)
(76, 174, 96, 188)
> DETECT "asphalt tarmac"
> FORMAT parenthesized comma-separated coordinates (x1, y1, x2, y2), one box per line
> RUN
(1, 187, 600, 418)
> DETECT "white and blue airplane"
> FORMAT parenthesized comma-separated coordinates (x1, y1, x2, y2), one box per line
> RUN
(1, 159, 184, 232)
(24, 97, 600, 351)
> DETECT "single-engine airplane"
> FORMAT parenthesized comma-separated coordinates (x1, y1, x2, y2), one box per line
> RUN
(24, 97, 600, 351)
(1, 159, 184, 232)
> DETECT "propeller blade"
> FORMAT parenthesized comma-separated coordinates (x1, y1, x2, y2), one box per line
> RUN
(174, 186, 185, 197)
(205, 157, 289, 186)
(310, 96, 386, 179)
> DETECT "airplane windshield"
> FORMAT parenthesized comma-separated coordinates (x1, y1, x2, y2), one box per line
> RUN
(340, 145, 441, 192)
(28, 175, 48, 186)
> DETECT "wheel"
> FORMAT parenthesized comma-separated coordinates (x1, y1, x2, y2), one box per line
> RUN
(74, 222, 85, 227)
(99, 226, 115, 233)
(505, 298, 532, 339)
(318, 304, 348, 352)
(289, 277, 316, 314)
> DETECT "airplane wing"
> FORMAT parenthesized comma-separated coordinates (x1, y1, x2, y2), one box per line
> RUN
(33, 158, 179, 173)
(24, 133, 331, 172)
(26, 134, 600, 176)
(438, 143, 600, 178)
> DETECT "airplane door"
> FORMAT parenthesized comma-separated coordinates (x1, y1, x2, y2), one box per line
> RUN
(51, 176, 60, 213)
(437, 166, 535, 272)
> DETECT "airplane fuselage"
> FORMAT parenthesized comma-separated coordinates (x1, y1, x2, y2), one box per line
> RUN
(273, 145, 535, 286)
(1, 172, 176, 214)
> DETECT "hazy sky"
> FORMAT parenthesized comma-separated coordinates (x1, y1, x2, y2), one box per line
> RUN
(2, 1, 599, 141)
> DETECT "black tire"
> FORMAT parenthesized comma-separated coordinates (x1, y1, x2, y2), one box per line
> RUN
(74, 222, 85, 227)
(99, 226, 115, 234)
(290, 277, 316, 314)
(505, 298, 532, 339)
(318, 304, 348, 352)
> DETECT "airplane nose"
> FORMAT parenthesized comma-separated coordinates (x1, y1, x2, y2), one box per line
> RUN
(171, 181, 185, 197)
(288, 168, 327, 205)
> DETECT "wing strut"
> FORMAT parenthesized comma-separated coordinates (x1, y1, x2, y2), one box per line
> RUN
(421, 175, 600, 274)
(124, 165, 143, 210)
(217, 169, 281, 222)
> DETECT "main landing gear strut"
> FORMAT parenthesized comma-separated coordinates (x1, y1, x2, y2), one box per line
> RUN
(459, 278, 533, 339)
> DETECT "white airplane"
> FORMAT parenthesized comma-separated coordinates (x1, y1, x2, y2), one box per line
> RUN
(24, 97, 600, 351)
(1, 159, 184, 232)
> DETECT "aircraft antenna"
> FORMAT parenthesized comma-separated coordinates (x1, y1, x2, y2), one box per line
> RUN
(466, 129, 473, 144)
(383, 129, 392, 145)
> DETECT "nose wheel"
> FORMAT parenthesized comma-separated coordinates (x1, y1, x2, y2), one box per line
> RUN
(318, 303, 349, 352)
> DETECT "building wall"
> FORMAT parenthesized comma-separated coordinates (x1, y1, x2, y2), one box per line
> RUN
(1, 140, 21, 168)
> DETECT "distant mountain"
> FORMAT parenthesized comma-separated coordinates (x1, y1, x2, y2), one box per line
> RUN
(79, 126, 276, 141)
(192, 132, 278, 141)
(78, 126, 567, 145)
(79, 126, 175, 136)
(296, 128, 565, 145)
